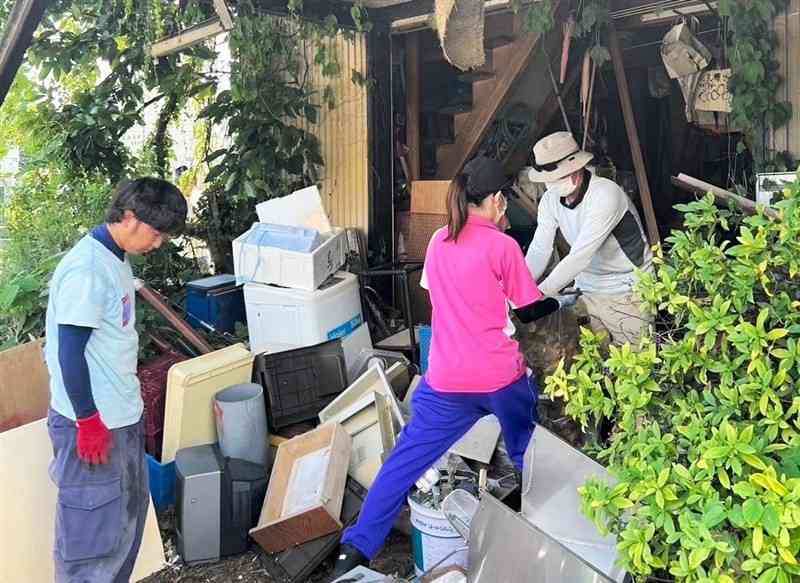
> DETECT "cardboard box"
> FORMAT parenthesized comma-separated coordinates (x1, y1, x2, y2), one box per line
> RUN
(233, 224, 347, 291)
(161, 344, 254, 463)
(250, 422, 352, 553)
(411, 180, 451, 215)
(0, 339, 50, 431)
(694, 68, 732, 113)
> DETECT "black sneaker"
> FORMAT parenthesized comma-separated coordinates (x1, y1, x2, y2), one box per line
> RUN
(331, 543, 369, 579)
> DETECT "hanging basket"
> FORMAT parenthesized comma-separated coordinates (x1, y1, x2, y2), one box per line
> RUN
(435, 0, 486, 71)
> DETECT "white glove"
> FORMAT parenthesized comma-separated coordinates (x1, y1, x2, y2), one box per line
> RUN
(556, 294, 579, 309)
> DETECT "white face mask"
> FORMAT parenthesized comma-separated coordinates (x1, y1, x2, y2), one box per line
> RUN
(546, 176, 576, 197)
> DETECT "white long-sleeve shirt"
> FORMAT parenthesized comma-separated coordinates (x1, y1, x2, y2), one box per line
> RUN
(526, 173, 653, 296)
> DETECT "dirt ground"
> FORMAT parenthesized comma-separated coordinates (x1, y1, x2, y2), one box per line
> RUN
(140, 510, 413, 583)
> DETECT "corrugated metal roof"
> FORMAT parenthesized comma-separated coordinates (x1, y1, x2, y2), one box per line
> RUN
(771, 0, 799, 159)
(298, 32, 371, 235)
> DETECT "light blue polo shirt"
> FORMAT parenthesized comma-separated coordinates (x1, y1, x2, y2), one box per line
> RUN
(45, 235, 142, 429)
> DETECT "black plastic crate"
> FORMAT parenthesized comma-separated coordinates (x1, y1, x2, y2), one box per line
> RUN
(252, 339, 348, 430)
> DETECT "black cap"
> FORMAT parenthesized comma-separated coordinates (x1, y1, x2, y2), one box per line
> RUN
(462, 156, 512, 198)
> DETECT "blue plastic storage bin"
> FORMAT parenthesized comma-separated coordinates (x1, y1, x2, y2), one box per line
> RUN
(186, 274, 246, 334)
(244, 222, 321, 253)
(146, 453, 176, 511)
(419, 325, 432, 375)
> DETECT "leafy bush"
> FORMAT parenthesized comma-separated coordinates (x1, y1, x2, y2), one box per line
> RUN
(545, 174, 800, 582)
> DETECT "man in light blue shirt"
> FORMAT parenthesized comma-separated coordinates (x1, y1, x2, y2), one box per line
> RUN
(45, 178, 187, 582)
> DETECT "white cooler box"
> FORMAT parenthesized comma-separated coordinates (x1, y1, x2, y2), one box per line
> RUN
(233, 223, 347, 291)
(245, 271, 364, 354)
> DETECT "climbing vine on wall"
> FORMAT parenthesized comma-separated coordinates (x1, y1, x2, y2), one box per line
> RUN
(719, 0, 794, 169)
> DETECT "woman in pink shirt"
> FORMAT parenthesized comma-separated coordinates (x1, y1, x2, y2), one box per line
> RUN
(335, 156, 574, 574)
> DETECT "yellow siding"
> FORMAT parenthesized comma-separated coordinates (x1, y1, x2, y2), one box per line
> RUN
(772, 0, 800, 160)
(299, 33, 371, 235)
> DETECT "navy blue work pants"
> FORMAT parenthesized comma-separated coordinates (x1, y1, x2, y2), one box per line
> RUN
(341, 373, 538, 559)
(47, 409, 149, 583)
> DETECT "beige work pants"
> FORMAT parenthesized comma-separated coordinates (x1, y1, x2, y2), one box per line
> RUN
(579, 292, 652, 346)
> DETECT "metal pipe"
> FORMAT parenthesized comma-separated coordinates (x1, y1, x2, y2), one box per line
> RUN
(134, 280, 214, 355)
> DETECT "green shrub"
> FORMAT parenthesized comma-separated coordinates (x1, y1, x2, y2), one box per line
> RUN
(545, 173, 800, 582)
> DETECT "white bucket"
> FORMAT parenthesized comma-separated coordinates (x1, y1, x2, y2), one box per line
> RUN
(408, 493, 469, 576)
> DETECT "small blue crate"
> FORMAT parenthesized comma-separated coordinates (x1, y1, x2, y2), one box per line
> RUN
(186, 274, 246, 334)
(146, 454, 176, 511)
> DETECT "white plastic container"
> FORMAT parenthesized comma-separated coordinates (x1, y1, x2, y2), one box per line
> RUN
(408, 492, 469, 576)
(233, 223, 347, 291)
(244, 271, 363, 354)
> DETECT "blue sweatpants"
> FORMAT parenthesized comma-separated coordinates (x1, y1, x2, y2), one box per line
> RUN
(341, 373, 538, 559)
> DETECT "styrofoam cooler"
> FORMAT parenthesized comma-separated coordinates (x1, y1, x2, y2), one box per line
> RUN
(244, 271, 364, 354)
(233, 223, 347, 291)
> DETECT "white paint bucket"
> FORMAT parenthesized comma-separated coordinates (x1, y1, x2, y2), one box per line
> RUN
(408, 493, 469, 576)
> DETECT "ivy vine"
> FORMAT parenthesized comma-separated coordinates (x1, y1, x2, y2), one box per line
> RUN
(719, 0, 794, 170)
(519, 0, 611, 67)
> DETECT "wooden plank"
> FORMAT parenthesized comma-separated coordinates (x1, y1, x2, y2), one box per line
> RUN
(406, 32, 421, 181)
(213, 0, 234, 30)
(0, 0, 49, 108)
(436, 2, 559, 178)
(671, 173, 780, 220)
(0, 339, 50, 432)
(150, 18, 226, 58)
(608, 23, 660, 245)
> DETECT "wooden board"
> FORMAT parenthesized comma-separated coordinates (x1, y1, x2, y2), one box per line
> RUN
(411, 180, 451, 214)
(0, 339, 50, 432)
(406, 32, 422, 181)
(608, 24, 660, 245)
(0, 419, 164, 581)
(250, 423, 352, 553)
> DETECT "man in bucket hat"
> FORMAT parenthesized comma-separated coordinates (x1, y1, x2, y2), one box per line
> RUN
(525, 131, 653, 345)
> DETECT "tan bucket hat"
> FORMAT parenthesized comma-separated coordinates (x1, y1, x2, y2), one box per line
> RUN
(528, 132, 594, 183)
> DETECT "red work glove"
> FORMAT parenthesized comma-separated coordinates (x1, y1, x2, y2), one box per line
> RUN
(76, 412, 112, 465)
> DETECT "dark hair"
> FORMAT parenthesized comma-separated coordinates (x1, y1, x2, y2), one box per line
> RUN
(106, 177, 188, 235)
(445, 173, 495, 242)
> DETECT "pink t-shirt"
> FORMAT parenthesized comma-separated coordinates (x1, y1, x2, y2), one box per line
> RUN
(421, 215, 544, 392)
